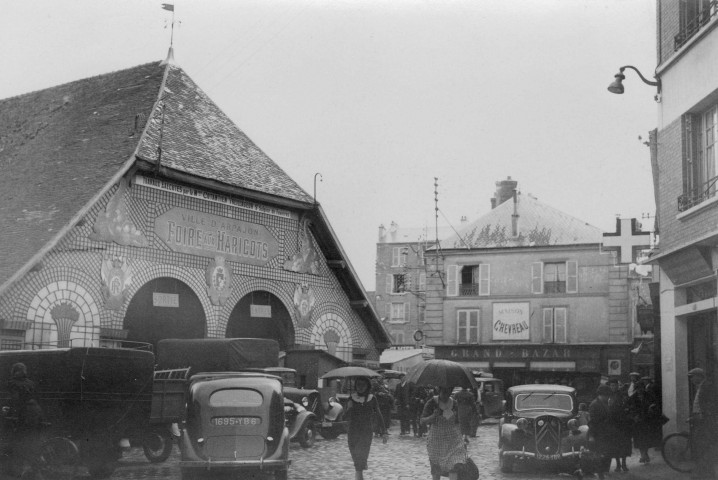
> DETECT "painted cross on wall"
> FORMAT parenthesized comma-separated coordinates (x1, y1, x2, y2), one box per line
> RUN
(602, 218, 651, 264)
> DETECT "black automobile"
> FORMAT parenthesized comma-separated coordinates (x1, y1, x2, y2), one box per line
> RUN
(498, 384, 589, 474)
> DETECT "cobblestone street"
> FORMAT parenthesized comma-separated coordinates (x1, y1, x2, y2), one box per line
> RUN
(95, 420, 686, 480)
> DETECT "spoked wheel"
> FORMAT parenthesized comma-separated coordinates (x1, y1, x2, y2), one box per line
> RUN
(298, 420, 316, 448)
(37, 437, 80, 480)
(661, 432, 693, 473)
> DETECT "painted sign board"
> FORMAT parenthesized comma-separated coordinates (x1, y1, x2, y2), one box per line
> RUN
(251, 305, 272, 318)
(153, 292, 179, 308)
(156, 207, 279, 266)
(492, 302, 530, 340)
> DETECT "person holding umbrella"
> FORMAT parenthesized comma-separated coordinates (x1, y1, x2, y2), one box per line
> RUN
(345, 376, 387, 480)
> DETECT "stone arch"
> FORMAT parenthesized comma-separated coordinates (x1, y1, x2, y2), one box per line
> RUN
(21, 266, 102, 348)
(218, 277, 296, 344)
(120, 262, 214, 331)
(308, 306, 353, 363)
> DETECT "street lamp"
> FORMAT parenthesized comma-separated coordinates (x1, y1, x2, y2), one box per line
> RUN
(607, 65, 661, 95)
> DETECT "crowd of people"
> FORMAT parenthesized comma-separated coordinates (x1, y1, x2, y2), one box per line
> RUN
(587, 372, 667, 479)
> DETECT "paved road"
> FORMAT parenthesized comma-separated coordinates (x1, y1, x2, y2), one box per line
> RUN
(0, 419, 690, 480)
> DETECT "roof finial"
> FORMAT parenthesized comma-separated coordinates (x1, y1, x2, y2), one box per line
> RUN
(160, 3, 177, 66)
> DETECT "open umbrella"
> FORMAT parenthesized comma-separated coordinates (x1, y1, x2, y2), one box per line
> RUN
(320, 366, 381, 379)
(404, 359, 478, 389)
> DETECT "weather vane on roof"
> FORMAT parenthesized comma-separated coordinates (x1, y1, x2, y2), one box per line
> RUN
(161, 3, 179, 64)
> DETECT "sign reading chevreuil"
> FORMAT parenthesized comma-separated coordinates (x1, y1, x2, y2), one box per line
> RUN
(156, 207, 279, 266)
(492, 302, 530, 340)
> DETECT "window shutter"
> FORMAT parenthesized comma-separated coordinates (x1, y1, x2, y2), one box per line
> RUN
(532, 263, 543, 294)
(566, 261, 578, 293)
(555, 308, 567, 343)
(385, 304, 391, 320)
(447, 265, 458, 296)
(392, 247, 399, 266)
(419, 273, 426, 291)
(386, 274, 393, 294)
(479, 264, 490, 296)
(457, 311, 467, 343)
(404, 302, 409, 322)
(542, 308, 553, 342)
(469, 310, 479, 343)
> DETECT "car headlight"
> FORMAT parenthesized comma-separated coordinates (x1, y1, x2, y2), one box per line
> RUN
(516, 418, 530, 431)
(302, 396, 309, 407)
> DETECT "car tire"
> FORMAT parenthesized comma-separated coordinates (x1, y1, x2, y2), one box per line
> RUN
(298, 419, 316, 448)
(499, 445, 513, 473)
(274, 468, 288, 480)
(142, 428, 174, 463)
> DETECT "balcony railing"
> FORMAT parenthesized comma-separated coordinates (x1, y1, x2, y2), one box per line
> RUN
(677, 174, 718, 212)
(459, 283, 478, 296)
(675, 1, 718, 50)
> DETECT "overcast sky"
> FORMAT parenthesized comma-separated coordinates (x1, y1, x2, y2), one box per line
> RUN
(1, 0, 658, 291)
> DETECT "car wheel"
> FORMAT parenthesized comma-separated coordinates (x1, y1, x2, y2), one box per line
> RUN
(298, 420, 316, 448)
(142, 428, 174, 463)
(274, 468, 288, 480)
(499, 445, 513, 473)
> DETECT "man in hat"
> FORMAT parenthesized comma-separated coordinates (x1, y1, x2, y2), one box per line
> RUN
(589, 384, 614, 479)
(627, 372, 641, 397)
(688, 368, 717, 479)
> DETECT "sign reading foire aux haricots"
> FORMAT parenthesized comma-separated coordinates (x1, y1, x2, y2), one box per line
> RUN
(156, 207, 279, 266)
(492, 302, 530, 340)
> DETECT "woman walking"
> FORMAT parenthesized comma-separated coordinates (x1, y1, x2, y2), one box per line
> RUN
(454, 387, 478, 444)
(345, 376, 387, 480)
(421, 386, 467, 480)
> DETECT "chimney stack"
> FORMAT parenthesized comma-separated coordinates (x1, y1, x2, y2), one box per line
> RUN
(491, 176, 518, 209)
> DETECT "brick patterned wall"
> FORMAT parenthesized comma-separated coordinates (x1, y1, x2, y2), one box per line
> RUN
(0, 178, 379, 360)
(659, 0, 681, 65)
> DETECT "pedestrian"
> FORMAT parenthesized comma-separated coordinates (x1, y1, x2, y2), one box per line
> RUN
(394, 377, 413, 435)
(607, 378, 632, 472)
(413, 385, 432, 437)
(453, 387, 477, 444)
(371, 377, 394, 435)
(7, 362, 44, 477)
(346, 376, 387, 480)
(626, 372, 641, 397)
(627, 381, 664, 464)
(588, 384, 614, 479)
(687, 367, 718, 480)
(420, 385, 469, 480)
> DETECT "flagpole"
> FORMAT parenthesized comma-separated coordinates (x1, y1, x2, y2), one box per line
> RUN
(170, 7, 175, 47)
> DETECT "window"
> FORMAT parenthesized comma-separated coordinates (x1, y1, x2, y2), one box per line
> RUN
(447, 264, 490, 296)
(392, 247, 408, 267)
(542, 307, 567, 343)
(419, 272, 426, 291)
(457, 310, 479, 343)
(391, 330, 405, 344)
(675, 0, 716, 50)
(1, 329, 25, 350)
(386, 274, 406, 294)
(531, 261, 577, 294)
(390, 303, 407, 323)
(680, 106, 718, 211)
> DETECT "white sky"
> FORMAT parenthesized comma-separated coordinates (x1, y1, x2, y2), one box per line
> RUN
(1, 0, 658, 292)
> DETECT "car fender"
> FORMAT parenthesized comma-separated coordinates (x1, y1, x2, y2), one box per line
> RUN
(288, 411, 317, 439)
(324, 401, 344, 422)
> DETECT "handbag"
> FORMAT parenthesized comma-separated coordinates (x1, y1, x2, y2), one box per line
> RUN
(459, 457, 479, 480)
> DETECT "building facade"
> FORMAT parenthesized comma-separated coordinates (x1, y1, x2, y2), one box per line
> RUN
(648, 0, 718, 433)
(0, 60, 390, 383)
(422, 179, 652, 398)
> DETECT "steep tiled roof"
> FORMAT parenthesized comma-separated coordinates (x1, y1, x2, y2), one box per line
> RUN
(137, 65, 313, 204)
(0, 62, 165, 289)
(439, 193, 603, 249)
(0, 61, 314, 293)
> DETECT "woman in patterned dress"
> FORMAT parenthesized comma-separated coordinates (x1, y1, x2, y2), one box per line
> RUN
(346, 376, 387, 480)
(421, 385, 467, 480)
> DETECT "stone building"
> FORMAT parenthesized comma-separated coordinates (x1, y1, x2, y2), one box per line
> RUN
(422, 178, 652, 397)
(0, 58, 389, 385)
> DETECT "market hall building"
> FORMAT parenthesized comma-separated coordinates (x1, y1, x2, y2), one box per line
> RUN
(0, 58, 390, 387)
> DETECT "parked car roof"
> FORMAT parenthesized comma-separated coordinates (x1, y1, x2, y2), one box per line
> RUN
(507, 384, 575, 394)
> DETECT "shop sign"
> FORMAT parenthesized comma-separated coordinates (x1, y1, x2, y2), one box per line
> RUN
(136, 174, 293, 219)
(153, 293, 179, 308)
(156, 208, 279, 266)
(492, 302, 530, 340)
(251, 304, 272, 318)
(447, 346, 574, 360)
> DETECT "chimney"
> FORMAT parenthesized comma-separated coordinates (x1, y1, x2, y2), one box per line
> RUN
(378, 224, 386, 240)
(389, 221, 398, 234)
(511, 190, 519, 236)
(461, 216, 467, 224)
(491, 176, 518, 209)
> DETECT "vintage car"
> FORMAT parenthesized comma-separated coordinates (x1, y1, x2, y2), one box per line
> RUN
(475, 376, 504, 418)
(498, 384, 589, 473)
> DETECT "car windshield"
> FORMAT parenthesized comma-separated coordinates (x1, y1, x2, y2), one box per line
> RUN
(515, 392, 573, 412)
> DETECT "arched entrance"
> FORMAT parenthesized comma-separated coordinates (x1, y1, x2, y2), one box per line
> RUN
(227, 291, 293, 351)
(124, 277, 206, 351)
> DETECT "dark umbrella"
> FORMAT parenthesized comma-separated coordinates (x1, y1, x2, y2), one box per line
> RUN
(404, 359, 478, 389)
(320, 366, 381, 379)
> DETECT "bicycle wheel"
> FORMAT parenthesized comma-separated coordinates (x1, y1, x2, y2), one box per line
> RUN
(37, 436, 80, 480)
(661, 432, 694, 473)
